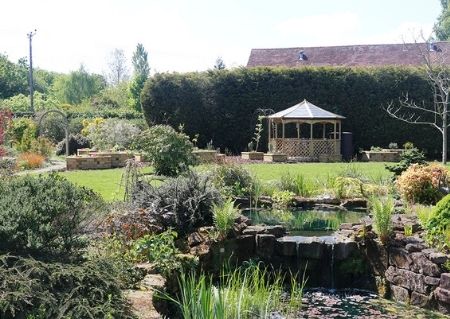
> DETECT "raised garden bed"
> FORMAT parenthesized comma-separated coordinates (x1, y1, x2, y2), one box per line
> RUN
(263, 153, 288, 162)
(66, 151, 134, 170)
(241, 151, 264, 161)
(192, 149, 218, 163)
(361, 150, 401, 162)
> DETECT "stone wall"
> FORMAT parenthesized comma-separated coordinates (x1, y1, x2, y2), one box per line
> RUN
(66, 151, 134, 170)
(351, 214, 450, 314)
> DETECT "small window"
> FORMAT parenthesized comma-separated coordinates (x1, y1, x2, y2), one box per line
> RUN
(298, 51, 308, 61)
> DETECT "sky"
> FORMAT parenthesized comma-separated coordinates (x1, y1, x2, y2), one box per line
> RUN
(0, 0, 442, 75)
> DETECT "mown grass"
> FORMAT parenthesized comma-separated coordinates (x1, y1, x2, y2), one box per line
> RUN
(58, 162, 391, 201)
(60, 166, 153, 201)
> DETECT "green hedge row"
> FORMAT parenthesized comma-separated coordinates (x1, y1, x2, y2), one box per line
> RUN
(141, 67, 439, 157)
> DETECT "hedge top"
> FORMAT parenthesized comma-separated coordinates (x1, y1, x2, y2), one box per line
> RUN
(268, 99, 345, 121)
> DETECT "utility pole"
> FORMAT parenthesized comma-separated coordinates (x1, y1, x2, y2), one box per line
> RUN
(27, 30, 37, 113)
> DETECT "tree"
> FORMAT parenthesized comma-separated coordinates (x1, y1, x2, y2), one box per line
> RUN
(52, 65, 105, 105)
(0, 54, 28, 99)
(129, 44, 150, 111)
(435, 0, 450, 40)
(107, 49, 129, 86)
(385, 40, 450, 164)
(214, 56, 226, 70)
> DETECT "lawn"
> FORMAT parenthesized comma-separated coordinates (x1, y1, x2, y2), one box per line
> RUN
(61, 166, 154, 201)
(58, 162, 391, 201)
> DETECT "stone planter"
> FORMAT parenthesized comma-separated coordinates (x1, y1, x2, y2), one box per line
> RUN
(192, 150, 217, 163)
(361, 150, 401, 162)
(263, 153, 288, 162)
(241, 151, 264, 160)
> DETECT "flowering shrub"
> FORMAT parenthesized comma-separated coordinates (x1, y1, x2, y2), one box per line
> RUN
(397, 163, 448, 204)
(83, 118, 140, 151)
(17, 152, 45, 170)
(30, 136, 54, 159)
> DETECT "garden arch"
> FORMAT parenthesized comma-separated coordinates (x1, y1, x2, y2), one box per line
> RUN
(267, 100, 345, 160)
(37, 109, 69, 156)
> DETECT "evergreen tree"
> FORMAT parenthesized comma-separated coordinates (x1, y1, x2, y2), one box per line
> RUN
(129, 43, 150, 111)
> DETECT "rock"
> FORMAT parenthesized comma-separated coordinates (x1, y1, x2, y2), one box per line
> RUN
(236, 235, 256, 258)
(390, 284, 410, 303)
(233, 197, 251, 208)
(339, 223, 353, 230)
(265, 225, 286, 238)
(276, 239, 297, 257)
(242, 225, 266, 235)
(385, 266, 429, 294)
(188, 232, 204, 247)
(405, 243, 427, 253)
(389, 248, 412, 270)
(256, 234, 275, 258)
(425, 275, 441, 286)
(410, 291, 432, 307)
(435, 287, 450, 304)
(410, 252, 441, 277)
(333, 241, 357, 261)
(429, 252, 448, 265)
(341, 198, 367, 209)
(297, 238, 325, 259)
(234, 215, 251, 226)
(440, 273, 450, 290)
(404, 236, 425, 245)
(232, 222, 247, 235)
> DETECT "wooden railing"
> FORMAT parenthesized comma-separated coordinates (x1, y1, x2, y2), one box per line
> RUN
(270, 138, 340, 158)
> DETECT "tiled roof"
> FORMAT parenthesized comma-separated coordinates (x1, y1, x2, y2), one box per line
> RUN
(247, 42, 450, 68)
(268, 100, 345, 120)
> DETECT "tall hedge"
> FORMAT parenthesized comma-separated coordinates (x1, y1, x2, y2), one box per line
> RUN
(141, 67, 440, 157)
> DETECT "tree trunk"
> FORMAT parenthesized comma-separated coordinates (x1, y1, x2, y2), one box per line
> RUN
(443, 125, 448, 164)
(443, 109, 448, 164)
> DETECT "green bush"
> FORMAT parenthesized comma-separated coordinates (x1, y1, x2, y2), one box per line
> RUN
(0, 255, 134, 319)
(30, 136, 54, 159)
(142, 67, 439, 156)
(426, 194, 450, 249)
(133, 125, 194, 176)
(132, 171, 222, 236)
(0, 174, 103, 258)
(279, 172, 314, 197)
(211, 164, 255, 197)
(55, 133, 91, 155)
(386, 148, 427, 175)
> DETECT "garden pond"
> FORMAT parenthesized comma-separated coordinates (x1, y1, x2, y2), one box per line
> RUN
(244, 208, 367, 237)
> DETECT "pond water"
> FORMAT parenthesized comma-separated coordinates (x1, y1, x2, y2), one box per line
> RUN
(297, 289, 448, 319)
(244, 209, 367, 237)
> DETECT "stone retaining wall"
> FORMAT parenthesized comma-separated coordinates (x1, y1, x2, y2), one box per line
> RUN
(66, 152, 134, 170)
(346, 214, 450, 314)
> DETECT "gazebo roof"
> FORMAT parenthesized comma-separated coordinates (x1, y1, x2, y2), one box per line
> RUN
(268, 100, 345, 120)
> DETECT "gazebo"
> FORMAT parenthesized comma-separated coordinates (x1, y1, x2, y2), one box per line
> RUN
(267, 100, 345, 160)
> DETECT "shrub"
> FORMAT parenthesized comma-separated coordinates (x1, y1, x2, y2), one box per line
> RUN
(397, 163, 448, 204)
(211, 163, 255, 197)
(272, 190, 295, 209)
(425, 194, 450, 249)
(16, 152, 45, 170)
(141, 67, 439, 155)
(36, 112, 68, 142)
(132, 171, 222, 236)
(132, 125, 194, 176)
(84, 118, 140, 151)
(370, 196, 394, 245)
(0, 157, 16, 176)
(212, 198, 238, 239)
(386, 148, 427, 176)
(9, 118, 37, 152)
(134, 229, 180, 275)
(56, 133, 91, 155)
(0, 174, 103, 258)
(30, 136, 54, 158)
(0, 255, 134, 319)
